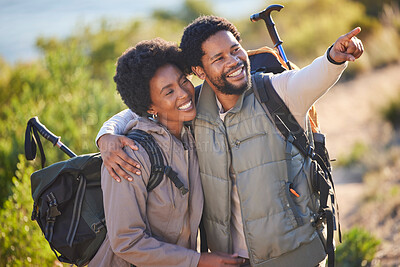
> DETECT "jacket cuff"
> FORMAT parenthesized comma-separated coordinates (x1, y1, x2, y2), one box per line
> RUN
(327, 45, 346, 65)
(189, 251, 201, 267)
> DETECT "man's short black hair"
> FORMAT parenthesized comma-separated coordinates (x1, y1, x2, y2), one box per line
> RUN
(114, 38, 186, 117)
(180, 15, 241, 70)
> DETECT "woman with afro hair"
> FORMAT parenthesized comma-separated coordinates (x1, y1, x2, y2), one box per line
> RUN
(89, 38, 244, 267)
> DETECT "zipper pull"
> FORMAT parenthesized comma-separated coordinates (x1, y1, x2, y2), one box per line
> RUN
(289, 186, 300, 198)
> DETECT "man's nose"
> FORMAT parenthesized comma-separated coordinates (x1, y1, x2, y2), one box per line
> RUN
(227, 54, 240, 67)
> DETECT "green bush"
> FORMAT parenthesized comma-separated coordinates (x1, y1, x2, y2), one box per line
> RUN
(0, 35, 125, 207)
(0, 155, 57, 266)
(337, 142, 368, 167)
(336, 227, 381, 267)
(382, 90, 400, 128)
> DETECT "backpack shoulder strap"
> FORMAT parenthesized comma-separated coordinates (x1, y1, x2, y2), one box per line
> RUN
(126, 129, 188, 194)
(252, 72, 313, 158)
(126, 129, 164, 191)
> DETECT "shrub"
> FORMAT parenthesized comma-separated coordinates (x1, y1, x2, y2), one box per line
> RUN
(337, 142, 368, 167)
(336, 227, 381, 267)
(382, 90, 400, 129)
(0, 155, 58, 266)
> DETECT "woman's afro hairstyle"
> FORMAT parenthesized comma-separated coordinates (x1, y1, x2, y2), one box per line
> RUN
(180, 15, 241, 70)
(113, 38, 186, 117)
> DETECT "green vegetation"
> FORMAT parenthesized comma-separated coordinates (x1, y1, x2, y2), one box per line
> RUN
(0, 0, 399, 265)
(337, 141, 369, 167)
(382, 88, 400, 128)
(336, 227, 381, 267)
(0, 156, 56, 266)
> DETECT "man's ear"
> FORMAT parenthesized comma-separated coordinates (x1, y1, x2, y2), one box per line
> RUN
(192, 66, 206, 80)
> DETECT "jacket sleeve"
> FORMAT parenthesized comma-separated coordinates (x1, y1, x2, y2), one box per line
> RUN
(95, 109, 137, 147)
(270, 49, 347, 129)
(101, 146, 201, 267)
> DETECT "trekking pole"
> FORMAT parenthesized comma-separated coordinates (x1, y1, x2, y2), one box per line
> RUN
(250, 4, 292, 70)
(27, 117, 77, 158)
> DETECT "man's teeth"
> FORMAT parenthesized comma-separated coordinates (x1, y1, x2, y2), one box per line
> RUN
(178, 101, 192, 110)
(228, 67, 243, 77)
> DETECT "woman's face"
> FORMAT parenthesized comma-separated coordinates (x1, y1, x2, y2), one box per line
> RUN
(148, 64, 196, 127)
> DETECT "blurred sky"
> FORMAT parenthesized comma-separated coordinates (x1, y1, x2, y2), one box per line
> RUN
(0, 0, 267, 64)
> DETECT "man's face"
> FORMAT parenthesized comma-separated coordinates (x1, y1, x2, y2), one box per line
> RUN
(198, 31, 251, 95)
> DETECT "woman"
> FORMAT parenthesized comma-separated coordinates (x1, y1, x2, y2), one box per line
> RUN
(89, 38, 243, 267)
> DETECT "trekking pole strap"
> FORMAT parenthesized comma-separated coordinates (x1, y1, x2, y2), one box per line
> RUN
(25, 119, 46, 168)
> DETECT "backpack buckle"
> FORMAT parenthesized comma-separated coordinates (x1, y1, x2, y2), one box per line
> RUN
(46, 192, 61, 218)
(307, 145, 314, 158)
(152, 165, 164, 174)
(179, 186, 189, 195)
(311, 209, 326, 228)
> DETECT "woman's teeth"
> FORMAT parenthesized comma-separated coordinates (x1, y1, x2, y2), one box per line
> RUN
(178, 101, 192, 110)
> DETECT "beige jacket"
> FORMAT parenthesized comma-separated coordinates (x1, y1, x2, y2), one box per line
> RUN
(89, 117, 203, 267)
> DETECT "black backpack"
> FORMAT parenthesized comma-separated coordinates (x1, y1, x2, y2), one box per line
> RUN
(25, 118, 187, 266)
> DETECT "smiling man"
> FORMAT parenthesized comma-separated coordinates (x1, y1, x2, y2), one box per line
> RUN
(96, 15, 363, 266)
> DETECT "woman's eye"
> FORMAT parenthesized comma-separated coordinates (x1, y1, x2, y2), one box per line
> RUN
(166, 89, 173, 95)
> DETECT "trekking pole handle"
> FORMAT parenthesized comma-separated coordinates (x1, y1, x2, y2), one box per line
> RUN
(29, 117, 77, 158)
(250, 4, 292, 70)
(250, 4, 284, 47)
(29, 117, 60, 145)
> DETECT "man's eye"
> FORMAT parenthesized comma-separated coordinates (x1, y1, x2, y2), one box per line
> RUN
(166, 89, 173, 95)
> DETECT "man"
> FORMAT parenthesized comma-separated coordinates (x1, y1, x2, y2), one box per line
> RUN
(96, 16, 363, 266)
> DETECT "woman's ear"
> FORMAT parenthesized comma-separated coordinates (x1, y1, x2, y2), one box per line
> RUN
(192, 66, 206, 80)
(147, 105, 156, 116)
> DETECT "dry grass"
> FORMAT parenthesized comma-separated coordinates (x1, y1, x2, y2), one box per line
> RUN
(315, 62, 400, 265)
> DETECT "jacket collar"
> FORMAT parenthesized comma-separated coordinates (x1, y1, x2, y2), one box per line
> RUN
(196, 80, 253, 120)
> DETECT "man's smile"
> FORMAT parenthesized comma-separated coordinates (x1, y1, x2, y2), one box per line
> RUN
(227, 66, 245, 79)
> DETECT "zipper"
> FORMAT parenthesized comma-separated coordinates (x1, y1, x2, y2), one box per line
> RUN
(285, 182, 304, 226)
(232, 133, 266, 149)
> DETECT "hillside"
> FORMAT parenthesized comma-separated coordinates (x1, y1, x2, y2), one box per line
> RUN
(315, 62, 400, 266)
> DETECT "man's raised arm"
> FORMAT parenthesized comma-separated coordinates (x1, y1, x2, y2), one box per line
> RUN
(96, 109, 141, 182)
(271, 27, 363, 129)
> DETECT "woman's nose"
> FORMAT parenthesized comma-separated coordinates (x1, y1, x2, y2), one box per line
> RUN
(177, 86, 189, 99)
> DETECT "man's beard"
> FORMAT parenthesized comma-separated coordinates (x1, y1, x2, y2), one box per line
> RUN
(208, 60, 251, 95)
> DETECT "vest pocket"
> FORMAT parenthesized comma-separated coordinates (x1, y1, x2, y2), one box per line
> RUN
(284, 182, 304, 227)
